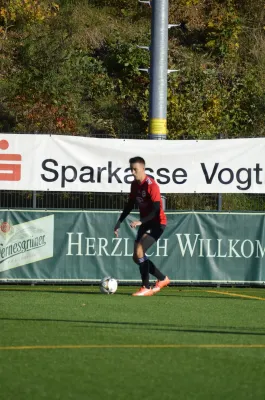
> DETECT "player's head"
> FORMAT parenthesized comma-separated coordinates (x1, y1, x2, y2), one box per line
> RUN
(129, 156, 146, 182)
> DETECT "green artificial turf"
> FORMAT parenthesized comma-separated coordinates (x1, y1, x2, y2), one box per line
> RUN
(1, 285, 265, 400)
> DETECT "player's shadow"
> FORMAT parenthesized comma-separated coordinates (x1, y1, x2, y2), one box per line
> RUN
(0, 288, 130, 296)
(1, 288, 260, 300)
(156, 294, 258, 300)
(1, 317, 265, 336)
(72, 320, 265, 336)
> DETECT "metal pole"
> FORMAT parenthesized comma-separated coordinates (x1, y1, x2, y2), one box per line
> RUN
(33, 191, 36, 209)
(148, 0, 168, 141)
(217, 133, 224, 211)
(148, 0, 168, 210)
(33, 131, 37, 209)
(217, 193, 222, 211)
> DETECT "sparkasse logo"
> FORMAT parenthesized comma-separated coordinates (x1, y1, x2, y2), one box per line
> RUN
(0, 139, 22, 181)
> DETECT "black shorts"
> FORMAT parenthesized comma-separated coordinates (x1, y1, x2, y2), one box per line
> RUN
(135, 221, 166, 243)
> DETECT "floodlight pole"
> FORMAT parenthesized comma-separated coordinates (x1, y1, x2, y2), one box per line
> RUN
(148, 0, 168, 141)
(149, 0, 169, 210)
(138, 0, 179, 210)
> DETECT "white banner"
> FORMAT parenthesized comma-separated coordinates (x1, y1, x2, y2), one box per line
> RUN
(1, 134, 265, 193)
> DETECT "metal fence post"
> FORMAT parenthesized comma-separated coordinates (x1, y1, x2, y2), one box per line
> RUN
(33, 191, 36, 209)
(217, 133, 225, 211)
(217, 193, 222, 212)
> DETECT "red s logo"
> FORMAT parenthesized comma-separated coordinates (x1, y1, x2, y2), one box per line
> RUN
(0, 140, 22, 181)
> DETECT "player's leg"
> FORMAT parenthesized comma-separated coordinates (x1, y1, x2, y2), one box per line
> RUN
(135, 233, 156, 287)
(132, 225, 154, 296)
(133, 233, 165, 288)
(148, 259, 166, 281)
(145, 224, 170, 293)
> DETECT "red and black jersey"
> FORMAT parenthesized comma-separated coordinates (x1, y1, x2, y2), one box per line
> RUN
(130, 175, 167, 225)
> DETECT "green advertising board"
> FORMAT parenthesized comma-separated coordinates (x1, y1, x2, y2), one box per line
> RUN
(0, 210, 265, 284)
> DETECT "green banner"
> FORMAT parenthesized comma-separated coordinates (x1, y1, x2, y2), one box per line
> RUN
(0, 210, 265, 284)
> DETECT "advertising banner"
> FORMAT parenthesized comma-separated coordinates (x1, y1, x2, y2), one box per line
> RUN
(0, 210, 265, 284)
(1, 134, 265, 193)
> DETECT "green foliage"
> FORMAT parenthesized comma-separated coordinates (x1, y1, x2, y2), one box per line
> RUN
(205, 0, 242, 58)
(1, 0, 265, 138)
(167, 59, 265, 139)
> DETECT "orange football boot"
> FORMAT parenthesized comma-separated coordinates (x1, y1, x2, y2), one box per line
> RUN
(132, 287, 154, 296)
(152, 276, 171, 294)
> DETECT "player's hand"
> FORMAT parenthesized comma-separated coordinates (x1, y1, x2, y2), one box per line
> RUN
(130, 220, 142, 229)
(114, 221, 120, 237)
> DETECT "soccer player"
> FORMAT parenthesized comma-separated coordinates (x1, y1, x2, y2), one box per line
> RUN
(114, 156, 170, 296)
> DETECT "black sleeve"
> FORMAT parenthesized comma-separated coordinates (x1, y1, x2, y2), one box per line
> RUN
(140, 201, 160, 224)
(119, 198, 135, 223)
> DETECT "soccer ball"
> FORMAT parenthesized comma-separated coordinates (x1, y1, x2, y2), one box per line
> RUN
(100, 277, 118, 294)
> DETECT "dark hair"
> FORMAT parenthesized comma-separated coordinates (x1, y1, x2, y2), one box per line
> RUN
(129, 156, 145, 165)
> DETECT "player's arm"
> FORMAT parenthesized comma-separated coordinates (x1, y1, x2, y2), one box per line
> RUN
(114, 187, 135, 237)
(118, 197, 135, 223)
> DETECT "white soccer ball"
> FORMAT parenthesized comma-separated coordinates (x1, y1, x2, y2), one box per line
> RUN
(100, 277, 118, 294)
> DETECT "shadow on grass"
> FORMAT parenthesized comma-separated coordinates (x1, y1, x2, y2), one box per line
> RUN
(0, 288, 262, 301)
(1, 317, 265, 336)
(0, 288, 130, 296)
